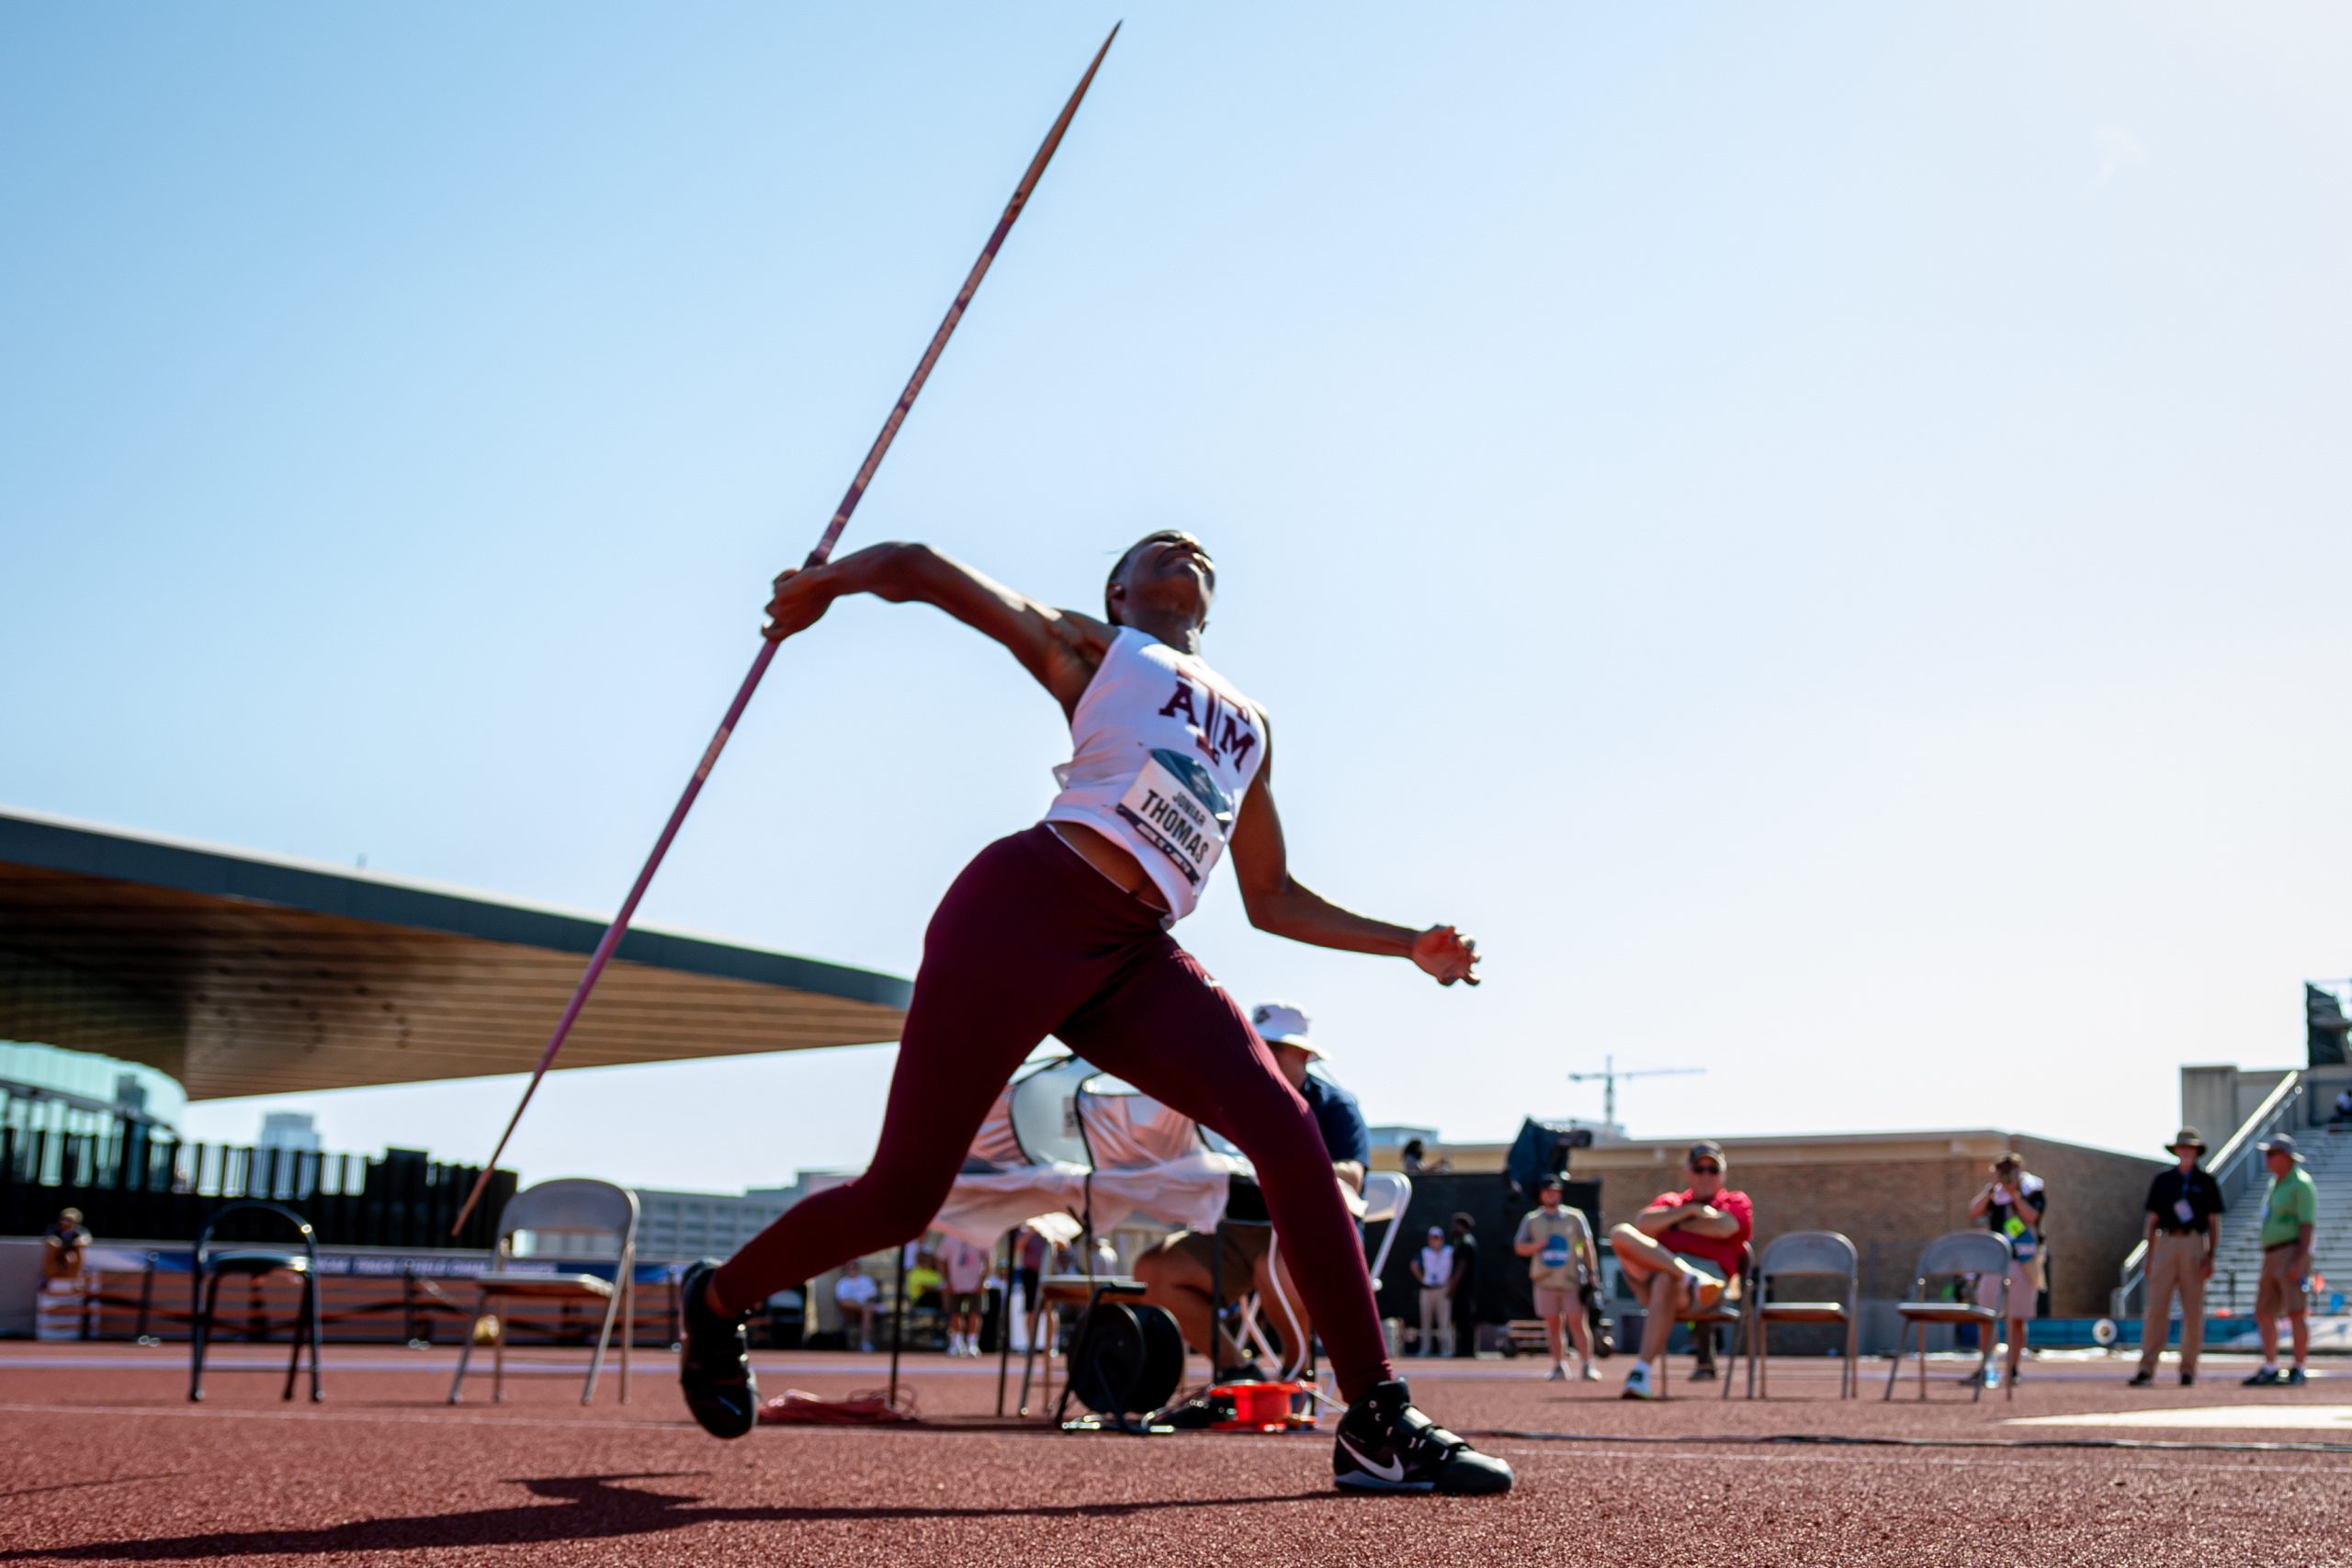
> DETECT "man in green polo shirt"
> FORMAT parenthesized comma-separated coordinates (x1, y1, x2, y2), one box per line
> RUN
(2244, 1134, 2317, 1388)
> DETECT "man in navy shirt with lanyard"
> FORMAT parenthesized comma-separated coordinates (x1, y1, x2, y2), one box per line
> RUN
(1136, 1002, 1370, 1377)
(2129, 1128, 2224, 1387)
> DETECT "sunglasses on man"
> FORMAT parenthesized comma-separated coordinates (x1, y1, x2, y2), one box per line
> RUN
(1690, 1162, 1722, 1175)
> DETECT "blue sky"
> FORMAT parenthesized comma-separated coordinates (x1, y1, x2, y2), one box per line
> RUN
(6, 4, 2349, 1191)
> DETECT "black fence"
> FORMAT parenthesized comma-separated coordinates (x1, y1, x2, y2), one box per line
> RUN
(1374, 1169, 1605, 1332)
(2, 1126, 514, 1251)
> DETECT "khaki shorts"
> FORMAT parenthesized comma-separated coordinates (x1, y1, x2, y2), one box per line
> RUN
(1973, 1261, 2041, 1320)
(1532, 1285, 1578, 1320)
(1169, 1224, 1272, 1292)
(2256, 1245, 2307, 1317)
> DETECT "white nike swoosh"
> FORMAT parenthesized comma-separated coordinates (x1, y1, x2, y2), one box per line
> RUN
(1337, 1434, 1408, 1484)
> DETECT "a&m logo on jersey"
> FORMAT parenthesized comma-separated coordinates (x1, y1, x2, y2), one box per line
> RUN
(1157, 676, 1258, 770)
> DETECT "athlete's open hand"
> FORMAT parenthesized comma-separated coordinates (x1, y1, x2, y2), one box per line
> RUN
(1411, 925, 1480, 987)
(763, 566, 838, 642)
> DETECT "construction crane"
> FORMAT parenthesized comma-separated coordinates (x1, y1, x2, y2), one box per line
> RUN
(1565, 1055, 1704, 1133)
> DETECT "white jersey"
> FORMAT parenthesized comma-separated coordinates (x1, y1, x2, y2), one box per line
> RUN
(1044, 626, 1268, 921)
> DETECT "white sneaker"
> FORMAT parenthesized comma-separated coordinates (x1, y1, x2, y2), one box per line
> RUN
(1582, 1362, 1603, 1382)
(1621, 1363, 1657, 1401)
(1546, 1362, 1567, 1382)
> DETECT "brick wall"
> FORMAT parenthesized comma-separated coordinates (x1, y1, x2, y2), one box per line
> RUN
(2014, 1135, 2166, 1315)
(1598, 1153, 1987, 1303)
(1418, 1129, 2168, 1326)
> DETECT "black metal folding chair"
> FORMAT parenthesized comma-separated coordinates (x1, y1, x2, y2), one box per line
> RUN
(188, 1199, 322, 1404)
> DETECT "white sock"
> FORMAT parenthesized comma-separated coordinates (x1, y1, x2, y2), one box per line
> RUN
(2263, 1359, 2279, 1372)
(1631, 1359, 1652, 1378)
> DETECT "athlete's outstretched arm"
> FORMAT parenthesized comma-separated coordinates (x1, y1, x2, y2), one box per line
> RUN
(1229, 729, 1480, 986)
(763, 542, 1110, 714)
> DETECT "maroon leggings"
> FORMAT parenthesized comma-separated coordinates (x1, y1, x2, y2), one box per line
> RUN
(712, 824, 1396, 1402)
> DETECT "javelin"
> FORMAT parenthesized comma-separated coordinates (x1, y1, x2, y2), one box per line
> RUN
(453, 25, 1120, 1235)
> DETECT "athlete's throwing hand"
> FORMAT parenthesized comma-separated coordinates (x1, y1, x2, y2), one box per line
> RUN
(763, 565, 839, 643)
(1412, 925, 1480, 987)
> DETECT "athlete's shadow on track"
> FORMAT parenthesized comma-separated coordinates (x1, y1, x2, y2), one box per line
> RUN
(0, 1472, 1344, 1562)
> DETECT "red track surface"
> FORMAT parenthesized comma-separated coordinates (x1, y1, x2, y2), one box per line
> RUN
(4, 1343, 2347, 1565)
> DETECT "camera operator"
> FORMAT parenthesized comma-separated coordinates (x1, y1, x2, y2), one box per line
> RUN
(1966, 1153, 2045, 1389)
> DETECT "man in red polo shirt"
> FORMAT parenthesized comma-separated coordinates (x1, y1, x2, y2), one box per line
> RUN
(1608, 1140, 1753, 1401)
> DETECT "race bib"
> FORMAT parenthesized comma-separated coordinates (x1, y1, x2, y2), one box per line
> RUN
(1115, 748, 1233, 888)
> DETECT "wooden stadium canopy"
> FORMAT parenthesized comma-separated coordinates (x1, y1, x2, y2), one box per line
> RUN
(0, 806, 910, 1101)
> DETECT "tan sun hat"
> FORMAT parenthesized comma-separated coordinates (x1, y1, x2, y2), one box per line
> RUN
(2166, 1127, 2206, 1155)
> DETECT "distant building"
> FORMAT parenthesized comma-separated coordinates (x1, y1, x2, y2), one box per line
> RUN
(0, 1041, 184, 1142)
(628, 1185, 799, 1262)
(256, 1111, 322, 1154)
(1366, 1124, 1440, 1155)
(521, 1174, 849, 1262)
(1371, 1126, 2161, 1321)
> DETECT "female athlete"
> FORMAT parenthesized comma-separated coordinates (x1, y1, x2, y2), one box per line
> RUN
(678, 530, 1511, 1495)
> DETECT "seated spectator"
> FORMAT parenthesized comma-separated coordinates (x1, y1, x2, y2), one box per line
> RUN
(1515, 1174, 1601, 1382)
(1608, 1140, 1753, 1401)
(833, 1258, 880, 1353)
(2332, 1088, 2352, 1125)
(902, 1243, 943, 1313)
(1136, 1001, 1367, 1377)
(34, 1209, 93, 1342)
(40, 1208, 90, 1284)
